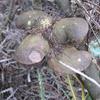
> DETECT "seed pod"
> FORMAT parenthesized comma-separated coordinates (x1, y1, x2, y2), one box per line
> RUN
(53, 17, 89, 43)
(48, 47, 92, 74)
(16, 10, 52, 29)
(15, 34, 49, 65)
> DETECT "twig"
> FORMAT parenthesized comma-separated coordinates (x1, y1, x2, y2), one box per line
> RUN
(59, 60, 100, 88)
(27, 71, 31, 83)
(88, 21, 100, 46)
(76, 0, 100, 29)
(0, 58, 12, 63)
(4, 0, 15, 26)
(84, 1, 100, 9)
(84, 2, 100, 15)
(0, 87, 17, 100)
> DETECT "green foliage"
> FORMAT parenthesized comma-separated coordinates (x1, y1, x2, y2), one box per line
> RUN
(37, 70, 46, 100)
(86, 94, 93, 100)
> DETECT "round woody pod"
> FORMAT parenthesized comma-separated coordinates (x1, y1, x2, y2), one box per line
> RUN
(48, 47, 92, 75)
(53, 17, 89, 43)
(16, 10, 52, 29)
(15, 34, 50, 65)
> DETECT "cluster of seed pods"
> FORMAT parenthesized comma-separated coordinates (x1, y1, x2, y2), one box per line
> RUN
(15, 10, 52, 64)
(15, 10, 92, 75)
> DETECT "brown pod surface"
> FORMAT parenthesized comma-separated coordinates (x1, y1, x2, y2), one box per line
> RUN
(16, 10, 52, 29)
(53, 17, 89, 43)
(48, 47, 92, 74)
(15, 34, 49, 65)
